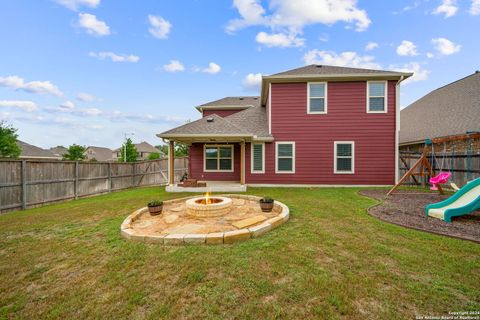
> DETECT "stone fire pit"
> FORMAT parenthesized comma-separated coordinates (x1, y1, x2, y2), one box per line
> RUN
(121, 194, 289, 245)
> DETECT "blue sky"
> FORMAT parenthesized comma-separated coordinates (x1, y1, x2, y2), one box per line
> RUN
(0, 0, 479, 149)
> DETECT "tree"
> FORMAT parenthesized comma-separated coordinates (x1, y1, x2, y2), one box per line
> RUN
(155, 143, 188, 158)
(63, 144, 86, 161)
(147, 152, 161, 160)
(0, 122, 21, 158)
(118, 138, 138, 162)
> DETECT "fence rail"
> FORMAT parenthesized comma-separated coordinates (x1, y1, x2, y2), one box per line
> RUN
(0, 157, 188, 213)
(399, 151, 480, 187)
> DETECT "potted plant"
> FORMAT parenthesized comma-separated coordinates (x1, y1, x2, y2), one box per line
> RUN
(259, 197, 274, 212)
(147, 200, 163, 215)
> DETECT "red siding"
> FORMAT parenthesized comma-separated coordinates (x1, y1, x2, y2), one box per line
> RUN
(188, 143, 240, 181)
(203, 109, 244, 117)
(246, 81, 397, 185)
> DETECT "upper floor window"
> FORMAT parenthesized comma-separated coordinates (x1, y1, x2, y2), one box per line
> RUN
(275, 142, 295, 173)
(204, 145, 233, 172)
(308, 82, 327, 114)
(367, 81, 387, 113)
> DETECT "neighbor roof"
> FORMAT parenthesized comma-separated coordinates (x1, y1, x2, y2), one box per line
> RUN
(196, 96, 260, 112)
(158, 106, 271, 142)
(135, 142, 162, 154)
(400, 72, 480, 145)
(17, 141, 59, 159)
(86, 146, 113, 161)
(49, 146, 67, 157)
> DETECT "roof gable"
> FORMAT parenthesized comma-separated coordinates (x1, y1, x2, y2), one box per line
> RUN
(271, 64, 407, 76)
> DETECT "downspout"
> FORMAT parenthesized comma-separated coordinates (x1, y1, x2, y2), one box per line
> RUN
(395, 76, 405, 184)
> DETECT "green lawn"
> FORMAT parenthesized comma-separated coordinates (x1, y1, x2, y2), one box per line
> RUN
(0, 187, 479, 319)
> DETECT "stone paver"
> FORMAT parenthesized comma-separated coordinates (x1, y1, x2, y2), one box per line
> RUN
(163, 234, 185, 245)
(248, 222, 272, 238)
(165, 223, 204, 234)
(206, 232, 224, 244)
(224, 229, 251, 244)
(232, 215, 267, 229)
(184, 234, 207, 244)
(163, 214, 178, 224)
(266, 216, 283, 229)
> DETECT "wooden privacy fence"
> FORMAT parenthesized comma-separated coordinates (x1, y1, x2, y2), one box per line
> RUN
(0, 157, 188, 213)
(399, 151, 480, 187)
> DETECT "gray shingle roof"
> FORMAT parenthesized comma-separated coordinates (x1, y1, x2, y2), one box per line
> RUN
(400, 72, 480, 144)
(135, 142, 162, 154)
(86, 146, 113, 161)
(17, 141, 59, 159)
(158, 106, 271, 139)
(49, 146, 67, 157)
(198, 96, 260, 108)
(271, 64, 408, 76)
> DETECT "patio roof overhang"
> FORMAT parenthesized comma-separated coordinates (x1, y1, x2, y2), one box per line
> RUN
(157, 133, 274, 144)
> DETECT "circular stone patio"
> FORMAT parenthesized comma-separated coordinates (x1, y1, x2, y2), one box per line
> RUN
(120, 194, 289, 245)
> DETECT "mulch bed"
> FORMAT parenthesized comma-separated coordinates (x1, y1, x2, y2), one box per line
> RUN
(360, 190, 480, 243)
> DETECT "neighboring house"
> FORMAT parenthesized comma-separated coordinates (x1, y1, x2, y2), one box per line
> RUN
(113, 141, 163, 161)
(49, 146, 68, 158)
(400, 71, 480, 153)
(159, 64, 412, 186)
(17, 140, 60, 160)
(85, 146, 114, 162)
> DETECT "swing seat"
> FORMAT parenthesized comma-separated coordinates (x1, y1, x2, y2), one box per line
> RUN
(429, 171, 452, 185)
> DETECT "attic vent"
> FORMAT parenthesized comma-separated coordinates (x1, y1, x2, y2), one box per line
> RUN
(239, 97, 244, 100)
(206, 117, 214, 122)
(316, 65, 322, 68)
(476, 70, 480, 73)
(253, 97, 258, 100)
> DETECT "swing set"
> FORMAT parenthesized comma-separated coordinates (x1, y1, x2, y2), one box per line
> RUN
(387, 133, 480, 196)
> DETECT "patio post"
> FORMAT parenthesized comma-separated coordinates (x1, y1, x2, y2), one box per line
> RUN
(240, 141, 245, 185)
(168, 140, 174, 185)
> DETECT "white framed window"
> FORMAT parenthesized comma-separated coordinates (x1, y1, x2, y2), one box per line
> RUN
(307, 82, 327, 114)
(204, 145, 234, 172)
(334, 141, 355, 174)
(367, 81, 388, 113)
(251, 142, 265, 174)
(275, 142, 295, 173)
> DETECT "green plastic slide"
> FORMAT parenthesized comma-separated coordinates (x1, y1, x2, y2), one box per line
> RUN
(425, 177, 480, 222)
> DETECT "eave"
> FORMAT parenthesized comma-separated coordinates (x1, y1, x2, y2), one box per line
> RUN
(195, 105, 254, 113)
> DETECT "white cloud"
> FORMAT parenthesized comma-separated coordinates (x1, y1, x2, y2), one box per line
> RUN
(76, 92, 95, 102)
(194, 62, 221, 74)
(88, 52, 140, 63)
(365, 41, 378, 51)
(255, 31, 304, 47)
(389, 62, 430, 84)
(432, 37, 461, 55)
(426, 52, 434, 58)
(148, 15, 171, 39)
(0, 75, 63, 96)
(303, 50, 381, 69)
(242, 73, 262, 90)
(470, 0, 480, 15)
(0, 100, 38, 112)
(163, 60, 185, 72)
(54, 0, 100, 11)
(227, 0, 371, 36)
(77, 13, 110, 36)
(396, 40, 418, 56)
(432, 0, 458, 17)
(59, 100, 75, 111)
(81, 107, 102, 116)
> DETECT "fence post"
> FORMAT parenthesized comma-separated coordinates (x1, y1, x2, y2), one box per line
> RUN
(74, 161, 79, 199)
(132, 162, 136, 187)
(21, 160, 27, 210)
(108, 162, 112, 192)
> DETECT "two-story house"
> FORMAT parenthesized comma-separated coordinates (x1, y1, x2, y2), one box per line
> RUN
(158, 65, 412, 189)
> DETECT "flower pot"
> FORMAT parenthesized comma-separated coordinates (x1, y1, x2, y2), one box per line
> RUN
(148, 204, 163, 215)
(259, 201, 274, 212)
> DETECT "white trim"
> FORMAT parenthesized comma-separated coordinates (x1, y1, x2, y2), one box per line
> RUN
(307, 82, 328, 114)
(203, 144, 234, 172)
(334, 141, 355, 174)
(275, 141, 295, 174)
(395, 76, 404, 183)
(250, 142, 265, 174)
(268, 83, 272, 134)
(366, 81, 388, 113)
(247, 184, 392, 188)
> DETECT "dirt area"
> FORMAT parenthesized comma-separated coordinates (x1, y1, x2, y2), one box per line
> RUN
(360, 190, 480, 243)
(129, 196, 282, 236)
